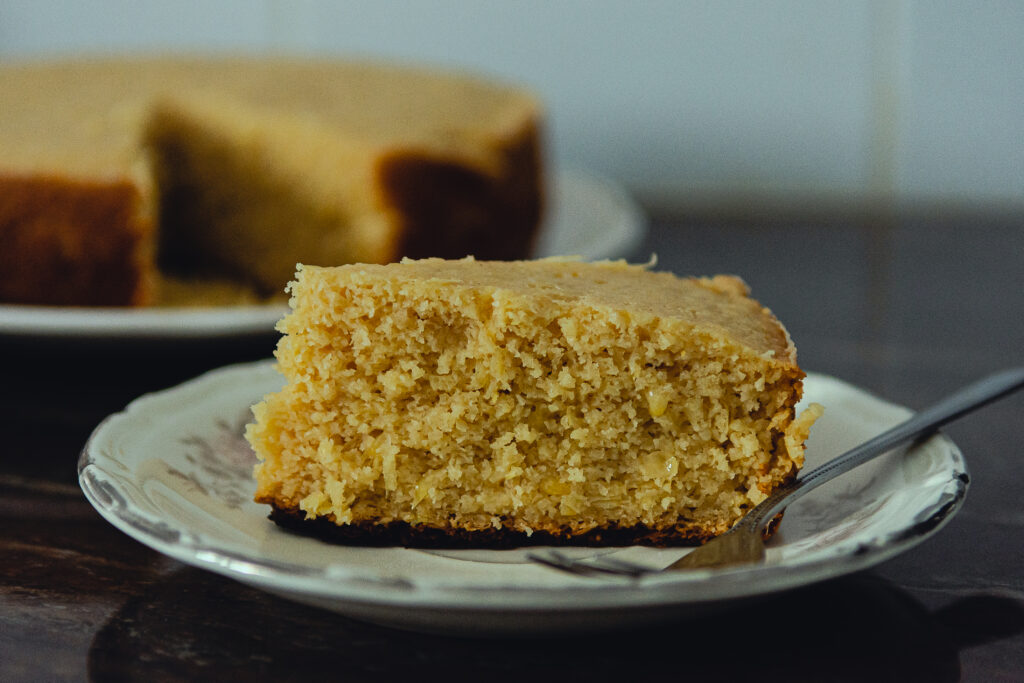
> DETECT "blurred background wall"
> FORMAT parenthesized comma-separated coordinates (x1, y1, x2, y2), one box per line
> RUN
(2, 0, 1022, 218)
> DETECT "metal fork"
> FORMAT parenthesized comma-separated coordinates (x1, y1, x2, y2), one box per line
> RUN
(529, 366, 1024, 578)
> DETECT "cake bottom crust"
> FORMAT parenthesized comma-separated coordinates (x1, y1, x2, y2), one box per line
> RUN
(266, 504, 730, 549)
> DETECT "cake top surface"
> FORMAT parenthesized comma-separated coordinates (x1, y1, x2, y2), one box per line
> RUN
(295, 258, 797, 364)
(0, 56, 539, 177)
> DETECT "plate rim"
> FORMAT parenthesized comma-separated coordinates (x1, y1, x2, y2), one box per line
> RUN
(77, 362, 969, 613)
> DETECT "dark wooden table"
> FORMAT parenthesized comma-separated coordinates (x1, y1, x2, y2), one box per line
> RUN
(3, 212, 1023, 682)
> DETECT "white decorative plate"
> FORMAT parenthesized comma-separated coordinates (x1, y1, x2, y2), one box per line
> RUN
(0, 168, 645, 340)
(79, 363, 968, 636)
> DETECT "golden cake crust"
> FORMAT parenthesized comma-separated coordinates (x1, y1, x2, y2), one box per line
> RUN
(291, 259, 799, 365)
(0, 175, 153, 306)
(380, 120, 543, 263)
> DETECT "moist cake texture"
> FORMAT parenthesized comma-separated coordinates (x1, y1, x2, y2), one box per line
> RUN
(246, 258, 822, 547)
(0, 57, 542, 305)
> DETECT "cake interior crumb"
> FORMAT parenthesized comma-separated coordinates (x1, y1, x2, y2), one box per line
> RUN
(246, 260, 819, 543)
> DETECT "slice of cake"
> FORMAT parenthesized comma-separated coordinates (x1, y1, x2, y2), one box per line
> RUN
(0, 57, 543, 306)
(246, 258, 821, 547)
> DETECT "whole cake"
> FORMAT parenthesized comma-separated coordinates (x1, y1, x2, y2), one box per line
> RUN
(246, 258, 822, 547)
(0, 57, 543, 306)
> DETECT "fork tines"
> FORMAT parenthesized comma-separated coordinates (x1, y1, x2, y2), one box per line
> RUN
(527, 550, 655, 578)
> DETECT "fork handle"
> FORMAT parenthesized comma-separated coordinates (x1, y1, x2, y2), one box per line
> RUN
(742, 366, 1024, 531)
